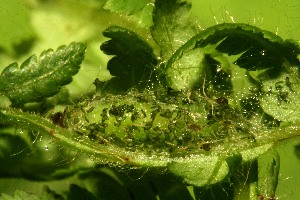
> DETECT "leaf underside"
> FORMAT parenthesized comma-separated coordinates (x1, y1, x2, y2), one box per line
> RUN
(100, 26, 158, 93)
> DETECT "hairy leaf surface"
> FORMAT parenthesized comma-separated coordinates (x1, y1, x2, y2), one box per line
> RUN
(0, 42, 86, 106)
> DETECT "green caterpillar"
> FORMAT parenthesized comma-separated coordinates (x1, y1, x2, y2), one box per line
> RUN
(48, 90, 250, 156)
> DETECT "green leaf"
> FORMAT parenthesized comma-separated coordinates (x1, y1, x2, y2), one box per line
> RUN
(295, 143, 300, 161)
(0, 190, 40, 200)
(0, 42, 86, 106)
(67, 184, 96, 200)
(151, 0, 199, 61)
(125, 176, 157, 200)
(165, 23, 300, 92)
(257, 150, 280, 200)
(151, 174, 194, 200)
(100, 26, 158, 93)
(194, 182, 235, 200)
(103, 0, 151, 15)
(167, 154, 242, 187)
(212, 30, 300, 72)
(0, 0, 35, 56)
(0, 186, 63, 200)
(259, 64, 300, 123)
(77, 170, 131, 200)
(167, 156, 229, 186)
(41, 186, 64, 200)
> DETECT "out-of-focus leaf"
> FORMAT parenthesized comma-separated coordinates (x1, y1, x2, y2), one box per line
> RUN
(0, 126, 87, 181)
(41, 186, 64, 200)
(0, 42, 86, 106)
(294, 143, 300, 160)
(67, 184, 96, 200)
(0, 0, 35, 56)
(151, 174, 194, 200)
(78, 170, 131, 200)
(0, 186, 63, 200)
(0, 190, 40, 200)
(126, 176, 157, 200)
(194, 182, 235, 200)
(103, 0, 151, 15)
(100, 26, 158, 93)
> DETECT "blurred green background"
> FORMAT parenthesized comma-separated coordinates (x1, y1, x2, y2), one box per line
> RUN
(0, 0, 299, 199)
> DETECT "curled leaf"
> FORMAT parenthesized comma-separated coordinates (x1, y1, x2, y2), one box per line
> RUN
(165, 23, 300, 91)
